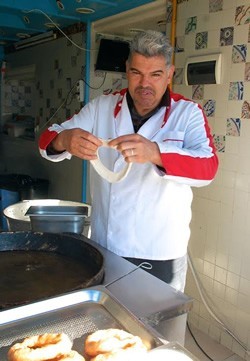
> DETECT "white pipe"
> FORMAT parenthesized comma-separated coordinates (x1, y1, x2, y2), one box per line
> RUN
(187, 250, 250, 355)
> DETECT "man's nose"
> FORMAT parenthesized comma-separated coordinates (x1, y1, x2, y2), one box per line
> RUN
(139, 75, 150, 86)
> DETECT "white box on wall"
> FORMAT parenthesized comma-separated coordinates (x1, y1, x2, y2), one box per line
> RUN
(184, 53, 222, 85)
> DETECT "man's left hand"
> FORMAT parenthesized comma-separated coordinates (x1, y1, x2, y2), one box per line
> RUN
(108, 134, 163, 166)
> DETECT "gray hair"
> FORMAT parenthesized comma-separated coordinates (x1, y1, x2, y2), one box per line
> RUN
(128, 30, 173, 67)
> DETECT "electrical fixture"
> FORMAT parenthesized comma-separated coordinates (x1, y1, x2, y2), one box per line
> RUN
(23, 16, 30, 24)
(14, 31, 56, 50)
(16, 33, 31, 39)
(76, 7, 95, 14)
(129, 28, 144, 34)
(184, 53, 222, 85)
(45, 22, 60, 28)
(157, 20, 166, 26)
(5, 64, 36, 81)
(76, 80, 84, 102)
(56, 0, 65, 10)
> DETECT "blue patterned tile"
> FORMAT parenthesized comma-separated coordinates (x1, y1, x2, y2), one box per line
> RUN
(235, 6, 250, 26)
(112, 78, 122, 91)
(192, 85, 204, 99)
(203, 99, 216, 117)
(213, 135, 225, 152)
(166, 4, 173, 23)
(220, 27, 234, 46)
(232, 44, 247, 63)
(185, 17, 197, 34)
(173, 68, 183, 84)
(175, 36, 185, 52)
(209, 0, 223, 13)
(195, 32, 208, 49)
(226, 118, 241, 136)
(242, 101, 250, 119)
(228, 82, 244, 100)
(245, 63, 250, 81)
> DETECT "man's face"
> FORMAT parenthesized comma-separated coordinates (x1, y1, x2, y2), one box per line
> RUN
(126, 52, 175, 116)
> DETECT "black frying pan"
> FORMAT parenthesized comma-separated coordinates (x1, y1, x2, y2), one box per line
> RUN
(0, 231, 104, 310)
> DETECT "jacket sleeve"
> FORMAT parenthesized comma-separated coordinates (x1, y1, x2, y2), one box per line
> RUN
(156, 103, 219, 188)
(38, 99, 96, 162)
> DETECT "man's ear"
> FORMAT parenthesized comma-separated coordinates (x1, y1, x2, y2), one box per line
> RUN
(167, 65, 175, 84)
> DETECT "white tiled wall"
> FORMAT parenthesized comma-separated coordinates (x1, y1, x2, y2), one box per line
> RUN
(173, 1, 250, 359)
(90, 2, 250, 358)
(3, 32, 85, 201)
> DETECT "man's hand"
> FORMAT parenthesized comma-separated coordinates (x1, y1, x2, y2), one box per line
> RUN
(108, 134, 163, 167)
(51, 128, 103, 160)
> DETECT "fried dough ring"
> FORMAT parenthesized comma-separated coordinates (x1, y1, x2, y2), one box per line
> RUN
(84, 329, 146, 357)
(8, 333, 72, 361)
(90, 348, 147, 361)
(51, 350, 85, 360)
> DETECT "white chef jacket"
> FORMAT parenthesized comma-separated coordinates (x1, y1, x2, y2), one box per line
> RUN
(39, 89, 218, 260)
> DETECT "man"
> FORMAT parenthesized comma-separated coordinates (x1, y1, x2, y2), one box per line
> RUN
(39, 30, 218, 292)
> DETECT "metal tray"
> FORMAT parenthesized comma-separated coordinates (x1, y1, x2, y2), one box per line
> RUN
(25, 205, 89, 217)
(25, 205, 89, 234)
(0, 286, 165, 360)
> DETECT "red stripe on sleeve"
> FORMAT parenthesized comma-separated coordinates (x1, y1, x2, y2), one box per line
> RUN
(161, 152, 218, 180)
(39, 129, 58, 150)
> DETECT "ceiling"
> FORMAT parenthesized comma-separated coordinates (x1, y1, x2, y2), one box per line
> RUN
(93, 0, 168, 38)
(0, 0, 158, 50)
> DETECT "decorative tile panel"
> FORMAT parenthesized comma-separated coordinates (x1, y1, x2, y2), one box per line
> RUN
(103, 88, 112, 95)
(228, 81, 244, 100)
(232, 44, 247, 63)
(203, 99, 216, 117)
(235, 6, 250, 26)
(175, 36, 185, 52)
(174, 68, 183, 84)
(195, 32, 208, 49)
(242, 101, 250, 118)
(226, 118, 241, 136)
(192, 85, 204, 100)
(166, 4, 173, 23)
(209, 0, 223, 13)
(213, 135, 225, 152)
(112, 78, 122, 91)
(185, 16, 197, 34)
(245, 63, 250, 81)
(173, 0, 250, 357)
(220, 27, 234, 46)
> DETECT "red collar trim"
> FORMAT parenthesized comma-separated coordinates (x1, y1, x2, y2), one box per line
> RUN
(113, 88, 172, 125)
(113, 88, 127, 118)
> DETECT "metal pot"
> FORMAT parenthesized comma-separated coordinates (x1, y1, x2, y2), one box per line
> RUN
(0, 231, 104, 310)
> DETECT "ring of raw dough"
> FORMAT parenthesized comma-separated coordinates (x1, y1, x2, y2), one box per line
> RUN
(8, 333, 72, 361)
(90, 139, 132, 183)
(84, 329, 146, 357)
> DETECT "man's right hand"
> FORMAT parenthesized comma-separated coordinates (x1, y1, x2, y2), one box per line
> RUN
(50, 128, 103, 160)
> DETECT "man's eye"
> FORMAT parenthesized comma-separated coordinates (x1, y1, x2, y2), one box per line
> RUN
(152, 73, 161, 77)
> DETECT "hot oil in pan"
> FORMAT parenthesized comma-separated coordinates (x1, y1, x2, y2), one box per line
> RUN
(0, 250, 94, 309)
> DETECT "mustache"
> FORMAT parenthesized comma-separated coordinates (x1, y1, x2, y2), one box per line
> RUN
(135, 86, 154, 93)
